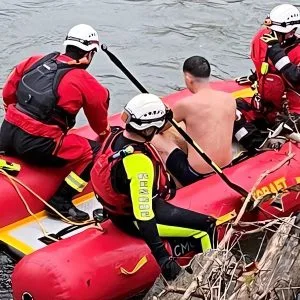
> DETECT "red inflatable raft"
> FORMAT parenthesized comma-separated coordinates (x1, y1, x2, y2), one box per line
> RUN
(0, 81, 299, 300)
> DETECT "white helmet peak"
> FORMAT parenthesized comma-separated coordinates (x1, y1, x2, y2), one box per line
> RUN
(122, 94, 166, 131)
(63, 24, 99, 52)
(267, 4, 300, 33)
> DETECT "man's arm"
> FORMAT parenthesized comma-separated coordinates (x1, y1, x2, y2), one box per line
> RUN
(123, 153, 155, 221)
(260, 31, 300, 87)
(172, 99, 187, 123)
(81, 74, 110, 142)
(268, 44, 300, 87)
(157, 100, 187, 133)
(234, 100, 266, 153)
(2, 56, 42, 110)
(123, 153, 181, 280)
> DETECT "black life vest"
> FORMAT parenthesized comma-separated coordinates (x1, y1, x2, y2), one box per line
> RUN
(16, 52, 76, 131)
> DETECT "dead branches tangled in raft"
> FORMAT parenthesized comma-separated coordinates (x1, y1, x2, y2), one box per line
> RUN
(145, 217, 300, 300)
(144, 145, 300, 300)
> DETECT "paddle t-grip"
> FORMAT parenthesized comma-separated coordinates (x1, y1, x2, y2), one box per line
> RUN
(101, 44, 107, 51)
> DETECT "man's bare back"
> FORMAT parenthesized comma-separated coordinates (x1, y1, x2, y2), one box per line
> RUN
(174, 88, 236, 173)
(152, 55, 236, 186)
(152, 88, 236, 174)
(152, 87, 236, 174)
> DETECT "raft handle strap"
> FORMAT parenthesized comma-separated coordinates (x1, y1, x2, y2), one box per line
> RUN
(120, 255, 148, 275)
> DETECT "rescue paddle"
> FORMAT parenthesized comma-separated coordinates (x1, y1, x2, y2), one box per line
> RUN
(101, 44, 250, 199)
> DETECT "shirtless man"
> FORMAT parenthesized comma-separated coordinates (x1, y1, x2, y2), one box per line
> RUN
(152, 56, 236, 186)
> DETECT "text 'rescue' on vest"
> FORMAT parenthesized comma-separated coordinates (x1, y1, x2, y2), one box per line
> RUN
(91, 128, 175, 216)
(16, 52, 76, 131)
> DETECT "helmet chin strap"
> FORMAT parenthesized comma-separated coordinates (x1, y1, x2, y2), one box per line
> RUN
(280, 32, 297, 46)
(143, 130, 157, 142)
(141, 129, 157, 142)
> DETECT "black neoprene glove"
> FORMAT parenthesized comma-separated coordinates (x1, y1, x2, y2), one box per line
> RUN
(260, 30, 279, 46)
(233, 116, 266, 153)
(235, 70, 257, 85)
(159, 256, 182, 281)
(136, 218, 181, 281)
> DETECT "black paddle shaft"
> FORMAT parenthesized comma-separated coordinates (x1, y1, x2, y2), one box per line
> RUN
(101, 44, 249, 198)
(101, 44, 148, 93)
(168, 118, 249, 197)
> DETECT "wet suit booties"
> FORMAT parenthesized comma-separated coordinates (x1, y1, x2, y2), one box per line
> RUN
(46, 181, 89, 222)
(45, 162, 96, 222)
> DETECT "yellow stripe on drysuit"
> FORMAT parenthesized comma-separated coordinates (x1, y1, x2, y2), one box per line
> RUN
(65, 171, 88, 192)
(156, 224, 212, 252)
(123, 153, 155, 221)
(0, 192, 94, 255)
(154, 211, 236, 252)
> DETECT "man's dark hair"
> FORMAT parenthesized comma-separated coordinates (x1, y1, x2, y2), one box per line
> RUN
(183, 56, 211, 78)
(65, 45, 88, 60)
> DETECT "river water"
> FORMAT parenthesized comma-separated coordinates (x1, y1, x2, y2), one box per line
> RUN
(1, 0, 299, 299)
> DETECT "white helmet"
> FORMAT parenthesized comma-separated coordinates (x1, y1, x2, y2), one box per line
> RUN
(122, 94, 166, 131)
(268, 4, 300, 33)
(63, 24, 99, 52)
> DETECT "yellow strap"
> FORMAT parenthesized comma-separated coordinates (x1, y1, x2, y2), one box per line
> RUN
(65, 171, 88, 192)
(120, 256, 148, 275)
(232, 87, 256, 99)
(215, 209, 237, 226)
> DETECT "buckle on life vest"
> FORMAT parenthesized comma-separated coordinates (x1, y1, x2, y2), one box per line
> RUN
(0, 159, 21, 175)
